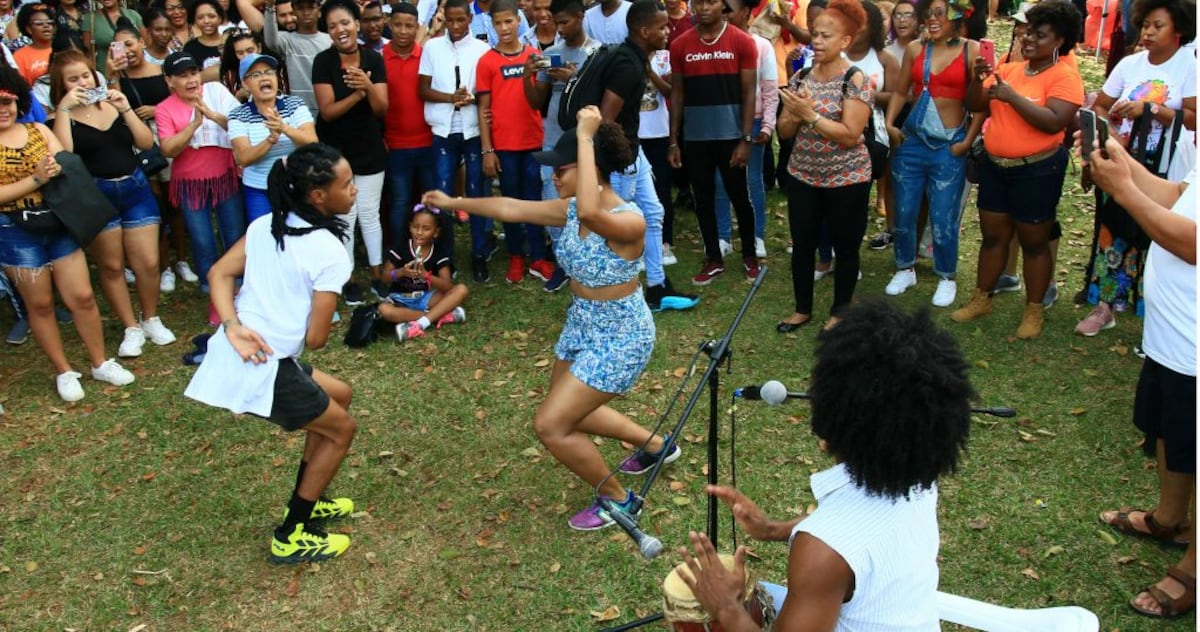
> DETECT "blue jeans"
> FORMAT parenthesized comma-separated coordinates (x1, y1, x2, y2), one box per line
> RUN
(0, 210, 80, 269)
(95, 169, 161, 231)
(890, 134, 967, 277)
(715, 118, 766, 241)
(541, 164, 563, 246)
(387, 146, 437, 237)
(179, 190, 246, 293)
(434, 134, 491, 259)
(610, 146, 665, 287)
(244, 186, 271, 224)
(496, 150, 546, 261)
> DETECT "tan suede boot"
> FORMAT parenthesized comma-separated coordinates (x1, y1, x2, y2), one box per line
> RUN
(1016, 303, 1045, 339)
(950, 288, 992, 323)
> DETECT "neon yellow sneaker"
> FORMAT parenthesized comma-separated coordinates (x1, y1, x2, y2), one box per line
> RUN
(282, 495, 354, 523)
(270, 524, 351, 564)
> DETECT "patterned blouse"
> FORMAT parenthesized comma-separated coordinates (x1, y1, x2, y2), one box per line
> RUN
(786, 67, 874, 188)
(0, 124, 48, 212)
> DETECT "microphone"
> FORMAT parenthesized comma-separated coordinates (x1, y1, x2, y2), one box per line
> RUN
(453, 66, 462, 111)
(972, 406, 1016, 418)
(733, 380, 791, 405)
(599, 496, 663, 559)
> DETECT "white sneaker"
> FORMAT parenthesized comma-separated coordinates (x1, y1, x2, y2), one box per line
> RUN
(662, 243, 677, 266)
(124, 268, 135, 284)
(160, 268, 176, 293)
(814, 263, 834, 281)
(92, 358, 135, 386)
(140, 316, 177, 346)
(931, 278, 957, 307)
(754, 237, 767, 258)
(718, 239, 733, 257)
(885, 269, 917, 296)
(176, 261, 199, 283)
(118, 326, 146, 357)
(56, 370, 84, 402)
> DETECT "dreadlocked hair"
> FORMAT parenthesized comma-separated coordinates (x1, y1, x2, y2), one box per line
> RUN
(266, 143, 349, 251)
(808, 299, 975, 499)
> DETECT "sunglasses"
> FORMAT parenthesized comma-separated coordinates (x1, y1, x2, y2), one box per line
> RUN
(164, 3, 185, 10)
(28, 19, 53, 26)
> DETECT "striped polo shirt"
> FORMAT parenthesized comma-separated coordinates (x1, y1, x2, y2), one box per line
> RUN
(669, 23, 758, 142)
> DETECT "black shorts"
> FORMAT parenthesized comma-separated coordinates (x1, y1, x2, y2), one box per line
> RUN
(1133, 357, 1196, 474)
(265, 359, 330, 431)
(976, 146, 1069, 223)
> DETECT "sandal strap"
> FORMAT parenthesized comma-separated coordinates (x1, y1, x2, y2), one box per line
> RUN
(1166, 566, 1197, 592)
(1144, 511, 1187, 540)
(1145, 584, 1181, 617)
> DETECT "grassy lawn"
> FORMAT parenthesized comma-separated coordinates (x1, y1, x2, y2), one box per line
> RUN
(0, 29, 1193, 632)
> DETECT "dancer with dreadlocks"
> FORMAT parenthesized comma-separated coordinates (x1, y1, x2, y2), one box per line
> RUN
(185, 143, 360, 564)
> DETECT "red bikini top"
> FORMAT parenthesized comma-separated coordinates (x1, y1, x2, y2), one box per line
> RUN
(911, 42, 969, 100)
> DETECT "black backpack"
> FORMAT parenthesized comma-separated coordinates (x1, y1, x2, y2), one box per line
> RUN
(557, 44, 627, 131)
(798, 65, 889, 179)
(344, 303, 383, 348)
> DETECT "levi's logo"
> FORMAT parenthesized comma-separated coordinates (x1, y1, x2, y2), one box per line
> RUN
(501, 64, 525, 79)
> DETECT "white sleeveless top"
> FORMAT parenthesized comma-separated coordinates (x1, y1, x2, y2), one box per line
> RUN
(789, 464, 941, 631)
(847, 48, 890, 148)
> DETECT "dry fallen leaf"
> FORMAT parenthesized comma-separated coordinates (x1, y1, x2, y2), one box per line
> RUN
(284, 575, 301, 597)
(1069, 407, 1087, 415)
(1020, 567, 1040, 580)
(549, 562, 562, 574)
(590, 605, 620, 622)
(672, 496, 691, 506)
(669, 481, 686, 492)
(1116, 555, 1137, 565)
(967, 518, 988, 530)
(133, 546, 147, 556)
(23, 561, 37, 572)
(534, 358, 551, 368)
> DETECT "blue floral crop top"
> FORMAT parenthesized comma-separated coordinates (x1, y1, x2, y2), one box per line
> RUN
(554, 198, 643, 288)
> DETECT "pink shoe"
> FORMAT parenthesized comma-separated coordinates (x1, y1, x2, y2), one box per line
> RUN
(396, 322, 426, 341)
(1075, 303, 1116, 336)
(436, 307, 466, 328)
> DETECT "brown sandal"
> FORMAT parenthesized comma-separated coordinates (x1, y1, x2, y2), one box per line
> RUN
(1131, 567, 1196, 619)
(1100, 507, 1191, 546)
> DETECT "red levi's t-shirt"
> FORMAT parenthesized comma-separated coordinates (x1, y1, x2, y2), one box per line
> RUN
(476, 45, 544, 152)
(383, 43, 434, 150)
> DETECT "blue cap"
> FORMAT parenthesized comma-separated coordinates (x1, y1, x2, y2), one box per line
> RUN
(238, 53, 279, 82)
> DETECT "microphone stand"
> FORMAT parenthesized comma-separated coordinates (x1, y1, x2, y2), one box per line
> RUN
(600, 266, 769, 632)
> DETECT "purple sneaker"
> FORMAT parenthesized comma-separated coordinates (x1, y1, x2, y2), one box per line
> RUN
(618, 435, 682, 475)
(567, 491, 640, 532)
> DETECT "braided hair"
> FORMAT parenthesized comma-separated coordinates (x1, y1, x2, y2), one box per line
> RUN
(266, 143, 350, 251)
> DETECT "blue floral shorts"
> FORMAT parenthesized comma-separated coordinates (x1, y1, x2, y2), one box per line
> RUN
(555, 291, 655, 394)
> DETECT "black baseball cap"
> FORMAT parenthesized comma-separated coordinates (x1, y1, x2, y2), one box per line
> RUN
(163, 51, 200, 76)
(533, 131, 578, 167)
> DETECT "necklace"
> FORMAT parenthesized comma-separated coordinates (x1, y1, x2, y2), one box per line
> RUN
(1024, 58, 1055, 76)
(698, 21, 728, 46)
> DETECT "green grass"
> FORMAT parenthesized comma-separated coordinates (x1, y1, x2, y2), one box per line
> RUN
(0, 34, 1192, 631)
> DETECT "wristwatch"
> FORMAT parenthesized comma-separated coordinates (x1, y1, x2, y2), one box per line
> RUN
(741, 134, 753, 143)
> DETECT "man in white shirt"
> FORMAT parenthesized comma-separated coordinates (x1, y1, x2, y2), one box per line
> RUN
(583, 0, 630, 43)
(420, 0, 497, 282)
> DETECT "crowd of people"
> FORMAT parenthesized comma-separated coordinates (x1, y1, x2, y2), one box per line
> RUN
(0, 0, 1195, 623)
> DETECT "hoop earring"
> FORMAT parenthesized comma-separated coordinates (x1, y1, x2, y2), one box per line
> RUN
(1052, 48, 1059, 65)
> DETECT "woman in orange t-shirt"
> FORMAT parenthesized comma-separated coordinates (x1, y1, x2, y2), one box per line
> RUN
(954, 0, 1083, 339)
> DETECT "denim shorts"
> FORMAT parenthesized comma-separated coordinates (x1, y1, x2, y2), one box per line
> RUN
(976, 147, 1069, 223)
(96, 169, 162, 232)
(555, 290, 655, 394)
(0, 209, 81, 269)
(386, 291, 433, 312)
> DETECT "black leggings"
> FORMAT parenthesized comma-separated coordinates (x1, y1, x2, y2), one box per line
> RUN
(642, 137, 676, 245)
(787, 177, 871, 316)
(687, 139, 756, 262)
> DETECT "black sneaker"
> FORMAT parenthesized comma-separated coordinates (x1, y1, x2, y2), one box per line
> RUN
(542, 265, 569, 292)
(618, 434, 682, 475)
(343, 281, 365, 306)
(868, 231, 893, 250)
(483, 233, 500, 261)
(674, 189, 694, 209)
(472, 256, 491, 283)
(645, 278, 700, 312)
(370, 279, 389, 300)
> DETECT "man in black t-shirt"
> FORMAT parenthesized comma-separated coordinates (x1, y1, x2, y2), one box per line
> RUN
(592, 0, 699, 312)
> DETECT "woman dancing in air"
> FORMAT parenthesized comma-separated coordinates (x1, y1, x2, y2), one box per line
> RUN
(421, 107, 681, 532)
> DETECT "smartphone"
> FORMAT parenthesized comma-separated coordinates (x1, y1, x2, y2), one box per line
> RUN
(533, 55, 551, 69)
(85, 86, 108, 104)
(1096, 117, 1110, 158)
(979, 38, 995, 68)
(1079, 108, 1097, 157)
(548, 53, 564, 68)
(109, 40, 126, 60)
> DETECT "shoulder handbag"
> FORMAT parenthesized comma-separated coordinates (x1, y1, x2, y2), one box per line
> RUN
(42, 151, 119, 247)
(10, 205, 65, 234)
(344, 303, 383, 348)
(121, 74, 170, 176)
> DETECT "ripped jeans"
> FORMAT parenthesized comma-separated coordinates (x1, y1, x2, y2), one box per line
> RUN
(890, 134, 967, 278)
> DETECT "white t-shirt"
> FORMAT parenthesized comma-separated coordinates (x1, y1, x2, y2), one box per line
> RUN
(785, 464, 941, 631)
(1142, 168, 1197, 377)
(1101, 48, 1197, 155)
(185, 214, 352, 417)
(639, 49, 671, 140)
(419, 34, 491, 139)
(849, 47, 889, 148)
(584, 1, 631, 45)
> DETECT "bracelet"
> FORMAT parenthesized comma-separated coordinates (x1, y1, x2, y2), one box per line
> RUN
(668, 143, 678, 149)
(118, 108, 131, 114)
(58, 107, 71, 114)
(390, 268, 398, 281)
(481, 149, 495, 155)
(424, 271, 432, 284)
(808, 114, 822, 129)
(222, 317, 239, 329)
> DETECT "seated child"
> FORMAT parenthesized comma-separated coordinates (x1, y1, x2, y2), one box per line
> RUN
(379, 204, 469, 341)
